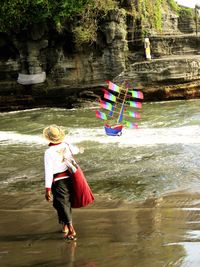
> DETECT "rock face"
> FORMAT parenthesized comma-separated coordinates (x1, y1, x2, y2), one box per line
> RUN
(0, 3, 200, 111)
(122, 55, 200, 84)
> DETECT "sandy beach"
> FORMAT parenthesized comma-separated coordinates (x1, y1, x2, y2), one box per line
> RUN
(0, 190, 200, 267)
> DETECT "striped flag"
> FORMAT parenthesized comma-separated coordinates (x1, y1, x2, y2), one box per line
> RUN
(99, 100, 113, 111)
(129, 90, 144, 99)
(106, 80, 120, 93)
(96, 110, 107, 120)
(126, 101, 142, 109)
(126, 110, 141, 119)
(124, 120, 138, 129)
(103, 89, 116, 102)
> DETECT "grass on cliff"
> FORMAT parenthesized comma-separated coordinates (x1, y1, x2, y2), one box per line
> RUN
(0, 0, 196, 44)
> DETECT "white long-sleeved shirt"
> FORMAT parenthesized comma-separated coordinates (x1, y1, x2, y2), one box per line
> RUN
(44, 142, 79, 189)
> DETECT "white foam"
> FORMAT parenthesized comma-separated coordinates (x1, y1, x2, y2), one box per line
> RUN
(68, 125, 200, 146)
(0, 125, 200, 146)
(0, 108, 45, 115)
(0, 131, 45, 145)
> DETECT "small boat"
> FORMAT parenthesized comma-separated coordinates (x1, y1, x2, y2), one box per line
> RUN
(104, 124, 123, 136)
(95, 80, 144, 136)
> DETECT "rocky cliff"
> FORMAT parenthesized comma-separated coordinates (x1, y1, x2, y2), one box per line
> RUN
(0, 2, 200, 111)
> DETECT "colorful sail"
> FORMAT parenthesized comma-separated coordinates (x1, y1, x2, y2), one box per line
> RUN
(103, 89, 116, 102)
(95, 110, 107, 120)
(124, 120, 138, 129)
(129, 90, 144, 99)
(99, 100, 113, 111)
(126, 100, 142, 109)
(126, 110, 141, 119)
(106, 80, 120, 93)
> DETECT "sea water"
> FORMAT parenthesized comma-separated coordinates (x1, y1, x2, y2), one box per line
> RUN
(0, 99, 200, 200)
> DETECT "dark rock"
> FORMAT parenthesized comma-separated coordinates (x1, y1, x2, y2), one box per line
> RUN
(0, 3, 200, 111)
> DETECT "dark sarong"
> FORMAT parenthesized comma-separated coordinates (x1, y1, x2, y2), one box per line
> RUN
(51, 178, 72, 224)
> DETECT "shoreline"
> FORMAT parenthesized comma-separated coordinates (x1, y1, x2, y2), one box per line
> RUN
(1, 190, 200, 266)
(0, 90, 200, 113)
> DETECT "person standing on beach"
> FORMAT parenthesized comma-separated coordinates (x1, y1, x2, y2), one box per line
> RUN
(43, 124, 83, 240)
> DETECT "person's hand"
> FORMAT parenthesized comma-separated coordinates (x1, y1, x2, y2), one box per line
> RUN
(45, 190, 52, 202)
(79, 147, 84, 154)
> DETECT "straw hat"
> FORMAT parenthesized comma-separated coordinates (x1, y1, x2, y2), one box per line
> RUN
(43, 125, 65, 144)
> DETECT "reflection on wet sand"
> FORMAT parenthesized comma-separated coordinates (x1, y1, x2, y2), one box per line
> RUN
(0, 191, 200, 267)
(62, 242, 98, 267)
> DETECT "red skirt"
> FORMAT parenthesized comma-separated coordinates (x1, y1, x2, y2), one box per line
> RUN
(70, 166, 94, 208)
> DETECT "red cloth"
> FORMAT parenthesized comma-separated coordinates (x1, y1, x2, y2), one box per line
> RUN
(70, 166, 94, 208)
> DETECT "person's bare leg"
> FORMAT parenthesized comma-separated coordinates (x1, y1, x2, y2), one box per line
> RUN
(66, 223, 76, 240)
(62, 223, 69, 234)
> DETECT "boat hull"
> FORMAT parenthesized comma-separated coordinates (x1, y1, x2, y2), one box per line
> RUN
(104, 124, 123, 136)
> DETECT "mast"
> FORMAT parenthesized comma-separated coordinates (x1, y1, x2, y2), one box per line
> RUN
(117, 83, 129, 123)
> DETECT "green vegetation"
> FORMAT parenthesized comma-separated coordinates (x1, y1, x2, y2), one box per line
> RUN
(131, 0, 195, 35)
(0, 0, 118, 45)
(167, 0, 193, 17)
(132, 0, 164, 33)
(178, 7, 194, 18)
(167, 0, 179, 11)
(72, 0, 118, 46)
(153, 0, 163, 31)
(0, 0, 196, 44)
(0, 0, 90, 33)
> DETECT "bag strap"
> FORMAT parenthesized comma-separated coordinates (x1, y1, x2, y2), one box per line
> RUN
(66, 143, 72, 155)
(65, 142, 78, 163)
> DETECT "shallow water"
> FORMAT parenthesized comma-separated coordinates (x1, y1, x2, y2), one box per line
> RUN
(0, 99, 200, 267)
(0, 99, 200, 200)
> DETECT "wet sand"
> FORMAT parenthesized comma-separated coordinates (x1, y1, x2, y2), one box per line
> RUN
(1, 191, 200, 267)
